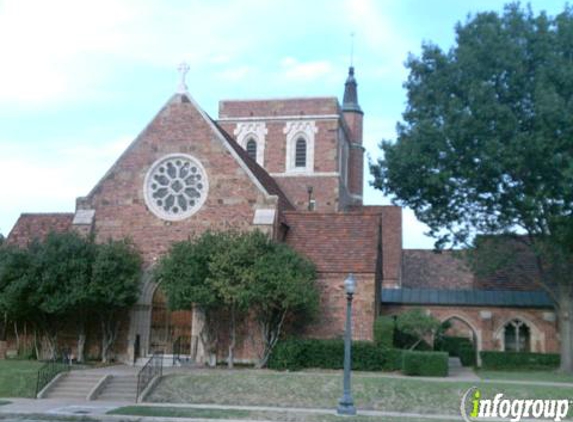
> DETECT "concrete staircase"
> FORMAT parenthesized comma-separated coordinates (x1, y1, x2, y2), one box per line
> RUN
(43, 371, 103, 400)
(95, 375, 137, 402)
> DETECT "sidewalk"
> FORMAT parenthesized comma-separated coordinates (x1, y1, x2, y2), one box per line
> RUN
(0, 398, 464, 421)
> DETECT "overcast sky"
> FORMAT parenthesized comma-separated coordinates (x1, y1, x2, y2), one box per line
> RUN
(0, 0, 567, 247)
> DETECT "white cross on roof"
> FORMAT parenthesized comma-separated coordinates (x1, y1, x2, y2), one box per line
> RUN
(177, 62, 190, 94)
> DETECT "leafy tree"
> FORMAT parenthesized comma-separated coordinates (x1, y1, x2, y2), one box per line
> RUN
(251, 242, 318, 368)
(371, 4, 573, 371)
(91, 239, 142, 363)
(0, 233, 4, 247)
(396, 309, 442, 350)
(156, 230, 319, 369)
(34, 232, 95, 361)
(208, 231, 267, 368)
(155, 232, 228, 365)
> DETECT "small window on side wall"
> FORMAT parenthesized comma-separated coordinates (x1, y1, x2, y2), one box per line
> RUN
(295, 138, 307, 168)
(246, 138, 257, 162)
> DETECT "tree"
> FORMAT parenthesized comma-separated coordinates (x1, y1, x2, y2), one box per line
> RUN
(371, 4, 573, 371)
(251, 242, 318, 368)
(155, 231, 228, 365)
(156, 230, 319, 369)
(208, 231, 267, 368)
(396, 309, 442, 350)
(91, 239, 142, 363)
(34, 232, 95, 361)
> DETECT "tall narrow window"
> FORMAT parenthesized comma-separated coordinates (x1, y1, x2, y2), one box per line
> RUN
(295, 138, 307, 168)
(504, 319, 531, 352)
(246, 138, 257, 161)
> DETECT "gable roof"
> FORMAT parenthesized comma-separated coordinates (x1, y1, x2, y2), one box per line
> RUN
(84, 93, 293, 211)
(6, 213, 74, 248)
(284, 211, 380, 273)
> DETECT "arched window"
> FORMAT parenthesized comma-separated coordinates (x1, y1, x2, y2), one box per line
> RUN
(504, 319, 531, 352)
(295, 138, 306, 168)
(246, 138, 257, 162)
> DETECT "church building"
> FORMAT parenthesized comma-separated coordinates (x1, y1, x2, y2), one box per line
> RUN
(6, 66, 558, 364)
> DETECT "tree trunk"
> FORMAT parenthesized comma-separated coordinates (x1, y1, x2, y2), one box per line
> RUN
(77, 323, 86, 364)
(559, 293, 573, 373)
(100, 314, 118, 364)
(13, 321, 19, 352)
(227, 305, 235, 369)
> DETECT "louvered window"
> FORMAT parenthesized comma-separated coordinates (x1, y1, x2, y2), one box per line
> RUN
(295, 138, 306, 167)
(246, 138, 257, 161)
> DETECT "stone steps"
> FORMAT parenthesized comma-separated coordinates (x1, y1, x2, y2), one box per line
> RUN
(44, 372, 102, 399)
(94, 375, 137, 402)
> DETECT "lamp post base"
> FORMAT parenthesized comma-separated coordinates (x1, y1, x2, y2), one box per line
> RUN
(337, 396, 357, 415)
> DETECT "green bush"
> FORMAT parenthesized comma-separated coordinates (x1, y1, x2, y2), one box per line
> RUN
(458, 344, 476, 367)
(402, 351, 449, 377)
(480, 351, 560, 370)
(374, 316, 395, 349)
(268, 338, 403, 372)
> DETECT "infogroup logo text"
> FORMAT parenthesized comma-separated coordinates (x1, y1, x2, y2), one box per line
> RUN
(461, 387, 570, 422)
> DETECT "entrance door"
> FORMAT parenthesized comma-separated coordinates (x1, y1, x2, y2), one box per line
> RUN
(149, 286, 192, 354)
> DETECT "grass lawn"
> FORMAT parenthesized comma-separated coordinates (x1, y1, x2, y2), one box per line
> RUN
(478, 369, 573, 383)
(148, 369, 573, 417)
(110, 405, 444, 422)
(0, 360, 44, 398)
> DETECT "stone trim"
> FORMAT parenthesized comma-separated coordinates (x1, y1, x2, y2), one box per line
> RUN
(233, 122, 267, 166)
(284, 120, 317, 174)
(493, 314, 545, 353)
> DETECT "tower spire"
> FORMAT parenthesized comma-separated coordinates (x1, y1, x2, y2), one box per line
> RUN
(342, 65, 362, 114)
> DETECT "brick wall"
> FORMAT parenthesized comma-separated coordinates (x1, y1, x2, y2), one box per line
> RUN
(382, 305, 559, 353)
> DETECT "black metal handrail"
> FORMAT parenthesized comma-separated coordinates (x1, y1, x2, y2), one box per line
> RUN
(136, 351, 163, 402)
(35, 359, 70, 398)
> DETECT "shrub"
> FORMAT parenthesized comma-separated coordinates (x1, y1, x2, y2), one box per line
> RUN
(458, 344, 476, 367)
(268, 338, 402, 372)
(374, 316, 395, 349)
(402, 350, 449, 377)
(480, 351, 560, 370)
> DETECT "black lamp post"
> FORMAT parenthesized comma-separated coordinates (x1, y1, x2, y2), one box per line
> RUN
(337, 273, 357, 415)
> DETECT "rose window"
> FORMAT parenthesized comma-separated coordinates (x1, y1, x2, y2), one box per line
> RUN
(143, 154, 208, 221)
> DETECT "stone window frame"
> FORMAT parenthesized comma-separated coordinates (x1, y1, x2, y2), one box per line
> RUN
(494, 315, 544, 353)
(143, 153, 209, 222)
(234, 122, 267, 166)
(284, 120, 317, 174)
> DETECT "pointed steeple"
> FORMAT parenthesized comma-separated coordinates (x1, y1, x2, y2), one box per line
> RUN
(342, 66, 362, 114)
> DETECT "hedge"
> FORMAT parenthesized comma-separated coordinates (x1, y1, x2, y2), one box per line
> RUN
(402, 350, 449, 377)
(480, 351, 560, 370)
(458, 343, 476, 367)
(268, 338, 402, 372)
(374, 316, 394, 349)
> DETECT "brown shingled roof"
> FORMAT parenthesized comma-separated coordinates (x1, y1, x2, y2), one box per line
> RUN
(402, 250, 475, 290)
(210, 118, 294, 211)
(284, 211, 380, 273)
(6, 213, 74, 248)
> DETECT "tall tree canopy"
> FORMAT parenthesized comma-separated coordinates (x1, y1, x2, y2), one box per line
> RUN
(155, 230, 318, 368)
(371, 4, 573, 371)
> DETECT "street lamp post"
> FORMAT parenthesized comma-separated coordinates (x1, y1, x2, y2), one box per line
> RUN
(337, 273, 357, 416)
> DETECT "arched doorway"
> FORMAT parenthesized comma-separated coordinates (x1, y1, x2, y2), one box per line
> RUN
(439, 315, 481, 366)
(149, 286, 192, 354)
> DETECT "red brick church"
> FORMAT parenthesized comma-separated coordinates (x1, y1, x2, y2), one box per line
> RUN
(6, 66, 558, 364)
